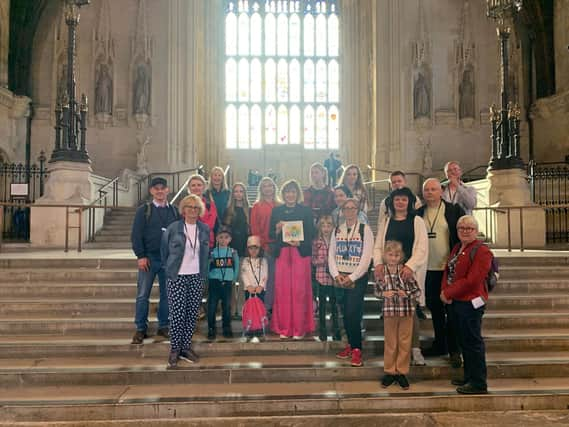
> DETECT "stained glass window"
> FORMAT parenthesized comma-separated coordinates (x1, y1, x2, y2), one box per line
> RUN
(225, 0, 339, 150)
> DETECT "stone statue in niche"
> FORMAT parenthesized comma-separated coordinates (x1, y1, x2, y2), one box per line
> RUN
(133, 63, 150, 115)
(136, 134, 150, 175)
(413, 71, 430, 119)
(459, 68, 475, 119)
(95, 63, 113, 114)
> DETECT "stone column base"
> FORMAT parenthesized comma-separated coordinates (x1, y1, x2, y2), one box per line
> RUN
(30, 161, 93, 248)
(475, 168, 546, 249)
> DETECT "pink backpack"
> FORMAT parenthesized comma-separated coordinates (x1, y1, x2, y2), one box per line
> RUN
(242, 296, 269, 335)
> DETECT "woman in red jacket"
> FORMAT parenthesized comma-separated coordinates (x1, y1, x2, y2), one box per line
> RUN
(441, 215, 492, 395)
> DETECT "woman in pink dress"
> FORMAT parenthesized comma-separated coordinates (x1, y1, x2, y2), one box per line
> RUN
(269, 179, 315, 339)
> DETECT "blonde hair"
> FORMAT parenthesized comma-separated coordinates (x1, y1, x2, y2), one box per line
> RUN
(179, 194, 205, 217)
(280, 179, 304, 204)
(255, 176, 279, 203)
(224, 182, 250, 225)
(383, 240, 404, 262)
(309, 162, 328, 187)
(457, 215, 478, 230)
(316, 215, 335, 240)
(207, 166, 228, 192)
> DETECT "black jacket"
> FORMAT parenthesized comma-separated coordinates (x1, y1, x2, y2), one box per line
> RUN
(269, 203, 315, 258)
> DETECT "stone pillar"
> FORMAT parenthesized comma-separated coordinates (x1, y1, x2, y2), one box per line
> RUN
(554, 0, 569, 93)
(0, 0, 9, 88)
(30, 161, 93, 248)
(476, 168, 546, 249)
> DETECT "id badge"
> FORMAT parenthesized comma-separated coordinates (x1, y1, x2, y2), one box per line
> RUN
(428, 232, 437, 239)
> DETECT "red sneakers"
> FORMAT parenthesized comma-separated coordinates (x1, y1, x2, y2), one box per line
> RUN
(336, 344, 352, 359)
(350, 348, 363, 367)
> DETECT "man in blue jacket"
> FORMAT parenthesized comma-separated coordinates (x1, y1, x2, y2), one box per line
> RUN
(131, 177, 179, 344)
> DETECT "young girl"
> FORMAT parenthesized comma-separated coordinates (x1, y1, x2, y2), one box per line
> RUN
(250, 177, 279, 311)
(205, 166, 230, 224)
(223, 182, 250, 257)
(187, 174, 218, 248)
(240, 235, 269, 342)
(376, 240, 421, 390)
(304, 162, 335, 223)
(312, 215, 341, 342)
(338, 165, 369, 214)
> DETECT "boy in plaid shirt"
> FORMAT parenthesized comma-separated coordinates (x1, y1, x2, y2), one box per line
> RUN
(375, 240, 421, 390)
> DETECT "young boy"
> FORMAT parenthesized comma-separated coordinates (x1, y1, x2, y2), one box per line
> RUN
(376, 240, 421, 390)
(207, 226, 240, 340)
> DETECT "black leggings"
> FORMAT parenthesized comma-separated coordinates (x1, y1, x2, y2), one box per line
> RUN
(342, 274, 368, 350)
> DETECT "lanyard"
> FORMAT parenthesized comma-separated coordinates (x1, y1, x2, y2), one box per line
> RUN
(184, 223, 198, 257)
(425, 201, 442, 233)
(248, 257, 262, 287)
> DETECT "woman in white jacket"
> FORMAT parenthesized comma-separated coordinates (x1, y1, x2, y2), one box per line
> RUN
(373, 187, 428, 365)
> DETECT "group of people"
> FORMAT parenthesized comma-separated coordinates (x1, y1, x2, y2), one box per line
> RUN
(130, 160, 492, 395)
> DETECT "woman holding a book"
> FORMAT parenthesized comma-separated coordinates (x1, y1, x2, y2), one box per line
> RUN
(269, 179, 315, 339)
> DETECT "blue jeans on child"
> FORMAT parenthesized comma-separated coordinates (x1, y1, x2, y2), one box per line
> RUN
(134, 253, 169, 332)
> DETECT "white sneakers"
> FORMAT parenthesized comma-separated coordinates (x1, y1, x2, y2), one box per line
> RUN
(411, 347, 426, 366)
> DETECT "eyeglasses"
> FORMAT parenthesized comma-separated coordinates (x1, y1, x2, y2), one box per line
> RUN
(184, 206, 200, 210)
(457, 226, 476, 232)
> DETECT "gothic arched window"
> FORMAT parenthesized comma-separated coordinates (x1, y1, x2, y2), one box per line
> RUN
(225, 0, 339, 150)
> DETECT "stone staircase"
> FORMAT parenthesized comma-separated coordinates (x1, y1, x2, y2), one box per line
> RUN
(86, 207, 137, 249)
(0, 253, 569, 425)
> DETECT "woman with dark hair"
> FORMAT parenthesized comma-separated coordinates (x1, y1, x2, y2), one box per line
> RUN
(373, 187, 428, 373)
(269, 179, 315, 339)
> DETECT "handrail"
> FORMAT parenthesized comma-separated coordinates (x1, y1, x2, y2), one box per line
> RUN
(137, 164, 204, 205)
(171, 176, 193, 206)
(84, 176, 121, 243)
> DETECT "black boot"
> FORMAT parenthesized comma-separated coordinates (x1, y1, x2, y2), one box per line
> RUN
(207, 328, 216, 340)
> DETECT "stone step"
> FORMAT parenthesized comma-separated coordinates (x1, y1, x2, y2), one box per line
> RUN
(1, 380, 569, 425)
(83, 242, 132, 249)
(0, 312, 567, 335)
(1, 353, 568, 388)
(0, 270, 138, 283)
(0, 332, 567, 358)
(91, 236, 132, 243)
(95, 229, 132, 237)
(0, 258, 136, 270)
(3, 294, 569, 317)
(0, 283, 152, 298)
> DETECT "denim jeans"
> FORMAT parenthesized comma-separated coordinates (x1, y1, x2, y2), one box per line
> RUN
(134, 253, 169, 332)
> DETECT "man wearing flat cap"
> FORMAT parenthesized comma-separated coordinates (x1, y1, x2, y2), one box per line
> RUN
(131, 177, 179, 344)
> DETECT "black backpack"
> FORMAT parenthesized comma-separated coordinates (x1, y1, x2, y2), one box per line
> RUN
(469, 241, 499, 292)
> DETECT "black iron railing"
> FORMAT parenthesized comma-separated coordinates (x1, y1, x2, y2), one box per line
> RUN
(0, 153, 48, 241)
(528, 160, 569, 243)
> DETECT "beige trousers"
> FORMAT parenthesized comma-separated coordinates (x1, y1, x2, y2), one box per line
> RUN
(383, 316, 414, 375)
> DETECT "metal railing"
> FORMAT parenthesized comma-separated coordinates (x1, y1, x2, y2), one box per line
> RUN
(85, 176, 120, 242)
(363, 179, 390, 211)
(0, 154, 48, 242)
(472, 205, 555, 252)
(136, 165, 204, 205)
(528, 160, 569, 243)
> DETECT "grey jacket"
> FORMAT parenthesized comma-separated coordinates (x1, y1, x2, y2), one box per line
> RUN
(161, 220, 210, 281)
